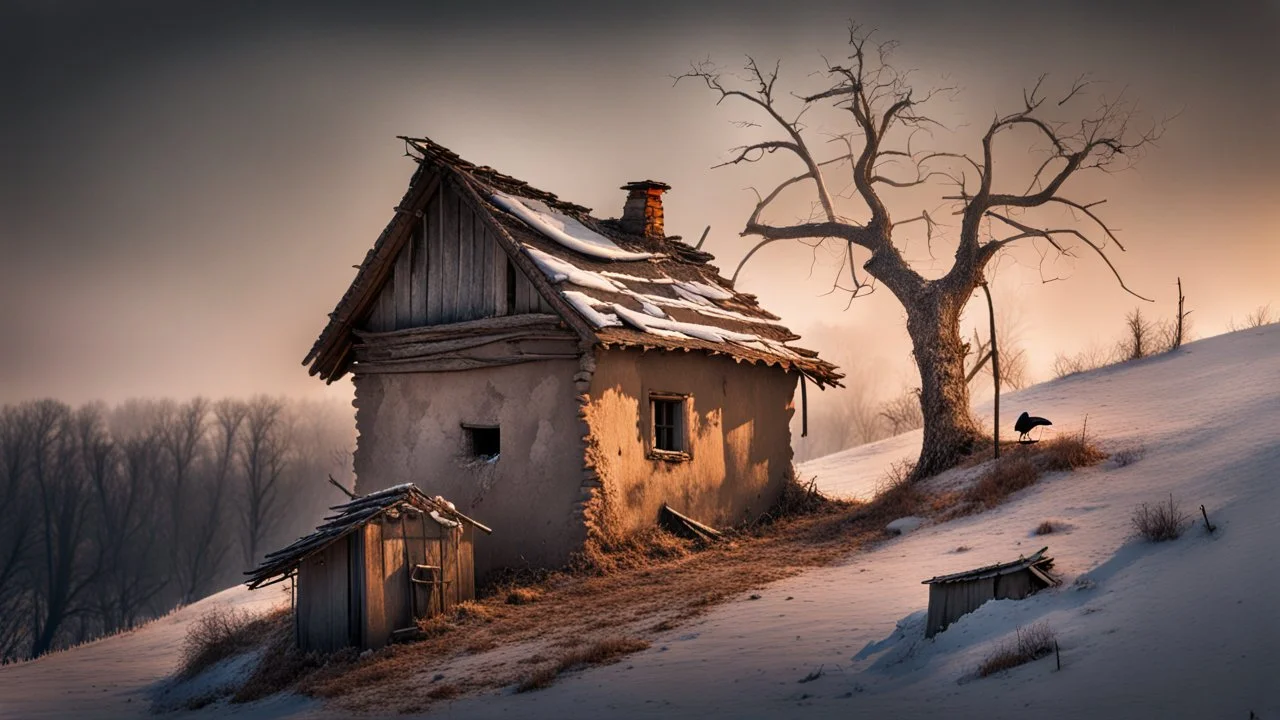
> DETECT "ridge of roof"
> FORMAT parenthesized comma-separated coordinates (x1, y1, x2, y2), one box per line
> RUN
(303, 136, 842, 387)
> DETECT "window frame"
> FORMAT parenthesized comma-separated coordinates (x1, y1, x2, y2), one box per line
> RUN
(648, 392, 690, 461)
(461, 423, 501, 460)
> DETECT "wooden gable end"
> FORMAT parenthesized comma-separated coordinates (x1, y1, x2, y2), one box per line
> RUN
(362, 180, 553, 333)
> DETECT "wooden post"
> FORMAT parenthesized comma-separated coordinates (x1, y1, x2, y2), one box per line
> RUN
(1055, 640, 1061, 671)
(981, 283, 1000, 460)
(1200, 504, 1216, 533)
(800, 374, 809, 438)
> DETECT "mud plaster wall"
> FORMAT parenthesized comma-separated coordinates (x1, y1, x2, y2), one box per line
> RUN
(585, 348, 798, 534)
(352, 360, 587, 579)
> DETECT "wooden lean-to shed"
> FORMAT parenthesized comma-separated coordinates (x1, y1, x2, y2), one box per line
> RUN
(245, 484, 492, 652)
(921, 546, 1059, 638)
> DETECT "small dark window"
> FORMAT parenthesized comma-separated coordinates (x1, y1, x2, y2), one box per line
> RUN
(651, 396, 686, 453)
(465, 425, 500, 459)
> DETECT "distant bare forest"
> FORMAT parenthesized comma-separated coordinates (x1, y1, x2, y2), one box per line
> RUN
(0, 396, 354, 662)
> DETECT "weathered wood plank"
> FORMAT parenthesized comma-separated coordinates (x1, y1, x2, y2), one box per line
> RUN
(394, 230, 412, 328)
(457, 200, 474, 319)
(363, 523, 387, 648)
(382, 521, 409, 633)
(482, 230, 497, 317)
(410, 218, 427, 326)
(440, 188, 459, 323)
(426, 189, 443, 323)
(355, 313, 564, 342)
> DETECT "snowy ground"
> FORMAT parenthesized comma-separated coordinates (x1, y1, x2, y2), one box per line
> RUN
(0, 582, 316, 720)
(3, 325, 1277, 719)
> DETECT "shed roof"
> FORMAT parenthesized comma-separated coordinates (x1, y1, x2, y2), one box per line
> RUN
(921, 547, 1056, 585)
(244, 484, 491, 590)
(303, 136, 842, 387)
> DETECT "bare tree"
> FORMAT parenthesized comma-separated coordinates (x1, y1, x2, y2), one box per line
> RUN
(238, 396, 289, 567)
(93, 425, 169, 632)
(878, 389, 924, 436)
(28, 402, 99, 658)
(679, 25, 1161, 479)
(0, 405, 35, 661)
(1118, 307, 1154, 361)
(176, 398, 246, 603)
(1228, 303, 1275, 331)
(160, 398, 210, 601)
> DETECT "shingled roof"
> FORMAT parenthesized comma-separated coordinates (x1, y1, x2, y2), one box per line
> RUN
(244, 484, 491, 589)
(303, 136, 842, 387)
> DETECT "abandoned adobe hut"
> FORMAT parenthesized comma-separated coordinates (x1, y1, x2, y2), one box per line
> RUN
(303, 136, 841, 579)
(922, 547, 1059, 638)
(246, 484, 491, 652)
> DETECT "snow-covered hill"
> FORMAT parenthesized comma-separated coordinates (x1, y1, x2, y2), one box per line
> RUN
(3, 325, 1277, 719)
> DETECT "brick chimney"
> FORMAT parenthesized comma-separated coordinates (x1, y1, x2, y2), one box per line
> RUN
(619, 180, 671, 238)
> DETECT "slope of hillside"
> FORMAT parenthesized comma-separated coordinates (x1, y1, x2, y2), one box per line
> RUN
(0, 581, 307, 719)
(2, 325, 1276, 720)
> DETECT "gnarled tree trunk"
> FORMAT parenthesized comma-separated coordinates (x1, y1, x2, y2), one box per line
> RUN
(903, 286, 983, 479)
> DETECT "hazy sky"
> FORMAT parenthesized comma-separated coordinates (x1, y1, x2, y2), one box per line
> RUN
(2, 0, 1277, 405)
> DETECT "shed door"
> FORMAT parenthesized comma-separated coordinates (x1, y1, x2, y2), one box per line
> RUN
(382, 516, 412, 633)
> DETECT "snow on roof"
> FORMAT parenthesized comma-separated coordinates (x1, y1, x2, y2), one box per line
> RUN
(303, 135, 842, 387)
(490, 191, 657, 261)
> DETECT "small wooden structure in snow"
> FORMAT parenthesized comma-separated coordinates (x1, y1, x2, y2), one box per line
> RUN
(921, 546, 1058, 638)
(245, 483, 492, 652)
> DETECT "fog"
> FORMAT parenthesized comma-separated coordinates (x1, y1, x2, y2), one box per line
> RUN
(3, 0, 1277, 410)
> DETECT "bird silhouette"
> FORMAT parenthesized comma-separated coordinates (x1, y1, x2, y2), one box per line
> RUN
(1014, 411, 1052, 442)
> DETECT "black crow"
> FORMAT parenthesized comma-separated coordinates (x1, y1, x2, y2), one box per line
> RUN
(1014, 411, 1052, 442)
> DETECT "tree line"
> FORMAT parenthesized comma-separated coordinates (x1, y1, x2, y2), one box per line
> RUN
(0, 395, 354, 661)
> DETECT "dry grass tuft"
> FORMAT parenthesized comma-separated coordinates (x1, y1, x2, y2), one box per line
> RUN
(425, 683, 461, 700)
(1112, 445, 1146, 467)
(1038, 433, 1108, 472)
(573, 526, 695, 575)
(760, 472, 834, 521)
(505, 587, 543, 605)
(516, 637, 650, 693)
(1034, 520, 1057, 536)
(958, 428, 1107, 512)
(965, 455, 1040, 509)
(978, 621, 1057, 677)
(866, 461, 931, 521)
(1131, 495, 1190, 542)
(178, 606, 286, 681)
(229, 610, 325, 703)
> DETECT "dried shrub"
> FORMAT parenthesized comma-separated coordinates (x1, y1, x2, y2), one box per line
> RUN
(516, 637, 650, 693)
(1131, 495, 1190, 542)
(229, 610, 325, 703)
(515, 665, 558, 693)
(965, 456, 1039, 509)
(178, 606, 285, 680)
(871, 461, 929, 517)
(767, 473, 833, 519)
(1228, 303, 1275, 331)
(978, 621, 1057, 677)
(1052, 344, 1115, 378)
(1034, 520, 1057, 536)
(1037, 432, 1108, 472)
(1112, 445, 1146, 467)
